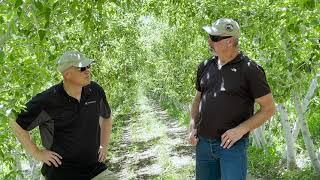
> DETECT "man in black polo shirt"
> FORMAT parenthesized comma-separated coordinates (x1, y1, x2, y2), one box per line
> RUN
(188, 18, 276, 180)
(10, 51, 117, 179)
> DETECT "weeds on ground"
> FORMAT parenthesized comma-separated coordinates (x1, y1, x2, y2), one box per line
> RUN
(248, 146, 317, 179)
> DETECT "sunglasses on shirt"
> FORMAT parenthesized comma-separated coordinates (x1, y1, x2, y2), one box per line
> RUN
(77, 65, 91, 72)
(209, 35, 232, 42)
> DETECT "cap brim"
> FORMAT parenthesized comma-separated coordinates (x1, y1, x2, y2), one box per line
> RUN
(74, 59, 94, 68)
(203, 25, 214, 35)
(203, 25, 223, 36)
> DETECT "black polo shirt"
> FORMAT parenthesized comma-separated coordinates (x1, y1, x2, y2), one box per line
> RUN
(16, 81, 111, 179)
(196, 53, 271, 139)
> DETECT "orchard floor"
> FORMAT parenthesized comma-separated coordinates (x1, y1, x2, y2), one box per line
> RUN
(107, 92, 261, 180)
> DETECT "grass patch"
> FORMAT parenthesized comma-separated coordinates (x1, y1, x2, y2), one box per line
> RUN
(281, 166, 318, 180)
(248, 145, 317, 179)
(248, 146, 282, 178)
(158, 99, 189, 126)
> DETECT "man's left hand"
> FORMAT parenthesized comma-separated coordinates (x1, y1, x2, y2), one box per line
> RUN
(220, 126, 247, 149)
(98, 145, 107, 162)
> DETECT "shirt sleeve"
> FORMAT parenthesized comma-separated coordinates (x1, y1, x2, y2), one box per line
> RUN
(245, 61, 271, 99)
(16, 92, 48, 131)
(195, 62, 205, 92)
(98, 86, 111, 119)
(196, 57, 215, 92)
(195, 65, 201, 92)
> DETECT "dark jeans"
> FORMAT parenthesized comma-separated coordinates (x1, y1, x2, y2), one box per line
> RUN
(196, 136, 249, 180)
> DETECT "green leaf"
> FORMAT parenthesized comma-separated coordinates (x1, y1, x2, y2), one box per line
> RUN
(52, 1, 59, 9)
(18, 24, 31, 36)
(14, 0, 23, 8)
(0, 17, 4, 24)
(38, 29, 46, 41)
(16, 7, 22, 17)
(0, 50, 4, 62)
(34, 0, 44, 11)
(302, 0, 315, 10)
(44, 7, 51, 20)
(48, 54, 56, 61)
(44, 7, 51, 28)
(44, 21, 50, 28)
(287, 23, 300, 34)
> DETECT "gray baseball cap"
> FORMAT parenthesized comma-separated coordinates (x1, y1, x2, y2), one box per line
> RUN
(57, 51, 94, 73)
(203, 18, 240, 38)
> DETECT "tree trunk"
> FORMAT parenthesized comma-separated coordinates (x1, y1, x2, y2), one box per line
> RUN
(252, 126, 267, 150)
(278, 104, 297, 169)
(282, 76, 319, 165)
(294, 95, 320, 175)
(292, 78, 318, 142)
(252, 129, 263, 148)
(15, 153, 23, 180)
(257, 125, 267, 148)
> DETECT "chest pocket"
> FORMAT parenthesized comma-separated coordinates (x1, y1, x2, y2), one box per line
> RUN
(82, 99, 99, 115)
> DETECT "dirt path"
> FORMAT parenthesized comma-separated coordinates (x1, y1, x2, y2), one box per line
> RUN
(106, 92, 262, 180)
(107, 93, 195, 179)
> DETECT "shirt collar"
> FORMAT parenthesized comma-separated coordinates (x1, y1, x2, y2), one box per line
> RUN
(57, 81, 92, 100)
(213, 51, 244, 66)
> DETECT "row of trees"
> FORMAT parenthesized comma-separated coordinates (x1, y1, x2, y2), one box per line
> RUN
(137, 0, 320, 178)
(0, 0, 319, 179)
(0, 1, 145, 178)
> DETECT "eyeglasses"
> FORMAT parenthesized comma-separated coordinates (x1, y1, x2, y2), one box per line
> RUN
(77, 65, 91, 72)
(209, 35, 232, 42)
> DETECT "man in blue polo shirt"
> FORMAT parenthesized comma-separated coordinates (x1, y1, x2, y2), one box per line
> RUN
(10, 51, 117, 179)
(188, 18, 276, 179)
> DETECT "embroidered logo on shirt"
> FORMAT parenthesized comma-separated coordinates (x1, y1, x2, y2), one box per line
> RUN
(231, 68, 237, 72)
(85, 101, 96, 105)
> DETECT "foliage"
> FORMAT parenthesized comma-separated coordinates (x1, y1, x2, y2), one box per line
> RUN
(0, 0, 142, 178)
(281, 166, 319, 180)
(248, 145, 318, 179)
(0, 0, 319, 179)
(248, 146, 283, 178)
(138, 0, 320, 179)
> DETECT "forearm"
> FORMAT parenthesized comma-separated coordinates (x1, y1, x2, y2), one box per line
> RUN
(189, 91, 201, 130)
(190, 105, 199, 130)
(238, 104, 275, 134)
(9, 120, 40, 157)
(100, 116, 112, 148)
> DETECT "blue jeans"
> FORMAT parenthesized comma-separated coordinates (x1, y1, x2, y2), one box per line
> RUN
(196, 136, 249, 180)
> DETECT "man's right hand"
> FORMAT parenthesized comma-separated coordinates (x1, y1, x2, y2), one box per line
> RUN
(9, 121, 63, 167)
(35, 149, 62, 167)
(188, 128, 199, 146)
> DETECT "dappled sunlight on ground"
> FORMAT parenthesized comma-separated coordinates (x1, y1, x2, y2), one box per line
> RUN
(107, 92, 195, 179)
(107, 92, 266, 180)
